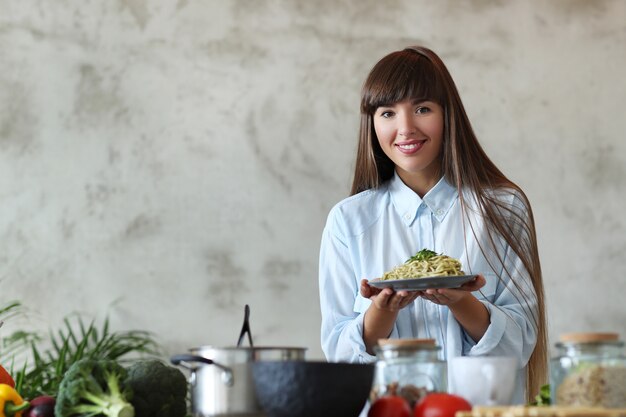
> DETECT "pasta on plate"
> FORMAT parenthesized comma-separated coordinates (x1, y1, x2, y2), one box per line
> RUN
(381, 249, 465, 281)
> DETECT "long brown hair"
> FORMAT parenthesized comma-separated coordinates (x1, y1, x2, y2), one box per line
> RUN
(351, 46, 547, 402)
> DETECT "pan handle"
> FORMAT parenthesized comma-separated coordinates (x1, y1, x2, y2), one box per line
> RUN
(170, 354, 234, 387)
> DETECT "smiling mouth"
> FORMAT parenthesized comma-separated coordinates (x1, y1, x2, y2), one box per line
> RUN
(396, 140, 426, 152)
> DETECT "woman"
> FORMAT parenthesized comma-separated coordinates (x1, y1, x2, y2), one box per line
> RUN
(318, 46, 547, 403)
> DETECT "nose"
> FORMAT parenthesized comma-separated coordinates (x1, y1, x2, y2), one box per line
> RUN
(398, 112, 417, 137)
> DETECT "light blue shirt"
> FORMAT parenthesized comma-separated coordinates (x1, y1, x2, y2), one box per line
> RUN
(318, 172, 538, 404)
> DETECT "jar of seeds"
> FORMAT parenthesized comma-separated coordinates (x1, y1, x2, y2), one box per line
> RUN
(550, 332, 626, 408)
(371, 338, 447, 409)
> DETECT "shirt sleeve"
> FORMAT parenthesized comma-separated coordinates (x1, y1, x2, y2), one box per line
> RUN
(461, 192, 539, 368)
(318, 210, 376, 363)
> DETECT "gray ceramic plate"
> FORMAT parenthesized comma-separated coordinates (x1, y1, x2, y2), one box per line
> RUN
(368, 275, 477, 291)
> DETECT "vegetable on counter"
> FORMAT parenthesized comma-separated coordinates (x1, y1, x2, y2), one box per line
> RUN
(1, 302, 186, 417)
(54, 359, 134, 417)
(413, 393, 472, 417)
(0, 367, 14, 389)
(530, 384, 551, 406)
(23, 396, 55, 417)
(368, 395, 412, 417)
(125, 360, 187, 417)
(0, 384, 30, 417)
(0, 301, 160, 401)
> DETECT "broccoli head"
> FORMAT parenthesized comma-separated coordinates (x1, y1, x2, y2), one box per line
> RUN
(126, 360, 187, 417)
(55, 358, 134, 417)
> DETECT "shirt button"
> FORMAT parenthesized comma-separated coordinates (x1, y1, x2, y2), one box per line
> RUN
(404, 213, 411, 220)
(436, 209, 444, 216)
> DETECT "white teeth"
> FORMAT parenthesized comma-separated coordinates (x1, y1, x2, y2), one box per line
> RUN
(398, 143, 418, 150)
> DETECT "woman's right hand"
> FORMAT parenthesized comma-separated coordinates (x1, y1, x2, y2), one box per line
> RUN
(360, 279, 419, 312)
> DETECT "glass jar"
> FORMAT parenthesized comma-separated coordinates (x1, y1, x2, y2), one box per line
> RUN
(550, 332, 626, 408)
(371, 338, 447, 408)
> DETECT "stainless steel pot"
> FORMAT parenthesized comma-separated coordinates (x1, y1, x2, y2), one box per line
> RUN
(172, 346, 306, 417)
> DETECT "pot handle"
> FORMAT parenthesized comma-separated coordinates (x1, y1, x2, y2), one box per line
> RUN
(170, 354, 234, 387)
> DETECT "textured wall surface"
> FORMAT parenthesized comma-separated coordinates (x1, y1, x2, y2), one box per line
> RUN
(1, 1, 625, 360)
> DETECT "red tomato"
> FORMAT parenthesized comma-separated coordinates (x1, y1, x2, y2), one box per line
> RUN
(368, 395, 412, 417)
(413, 393, 472, 417)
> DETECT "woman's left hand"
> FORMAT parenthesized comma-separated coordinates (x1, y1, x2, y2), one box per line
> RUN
(418, 274, 486, 306)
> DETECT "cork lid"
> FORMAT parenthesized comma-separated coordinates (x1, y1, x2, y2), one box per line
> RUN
(559, 332, 620, 343)
(377, 338, 436, 347)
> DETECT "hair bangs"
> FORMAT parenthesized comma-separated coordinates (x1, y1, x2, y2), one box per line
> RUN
(361, 50, 445, 114)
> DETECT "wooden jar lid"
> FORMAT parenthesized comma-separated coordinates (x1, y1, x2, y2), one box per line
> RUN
(559, 332, 619, 343)
(377, 338, 436, 347)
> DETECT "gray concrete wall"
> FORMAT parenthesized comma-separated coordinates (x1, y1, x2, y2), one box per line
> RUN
(1, 1, 625, 360)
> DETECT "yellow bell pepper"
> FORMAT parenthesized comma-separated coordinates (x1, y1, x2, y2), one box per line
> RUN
(0, 384, 29, 417)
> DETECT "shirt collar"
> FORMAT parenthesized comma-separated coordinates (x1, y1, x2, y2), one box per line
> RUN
(389, 171, 458, 225)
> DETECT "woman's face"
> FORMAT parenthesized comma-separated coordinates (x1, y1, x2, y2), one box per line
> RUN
(373, 98, 444, 193)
